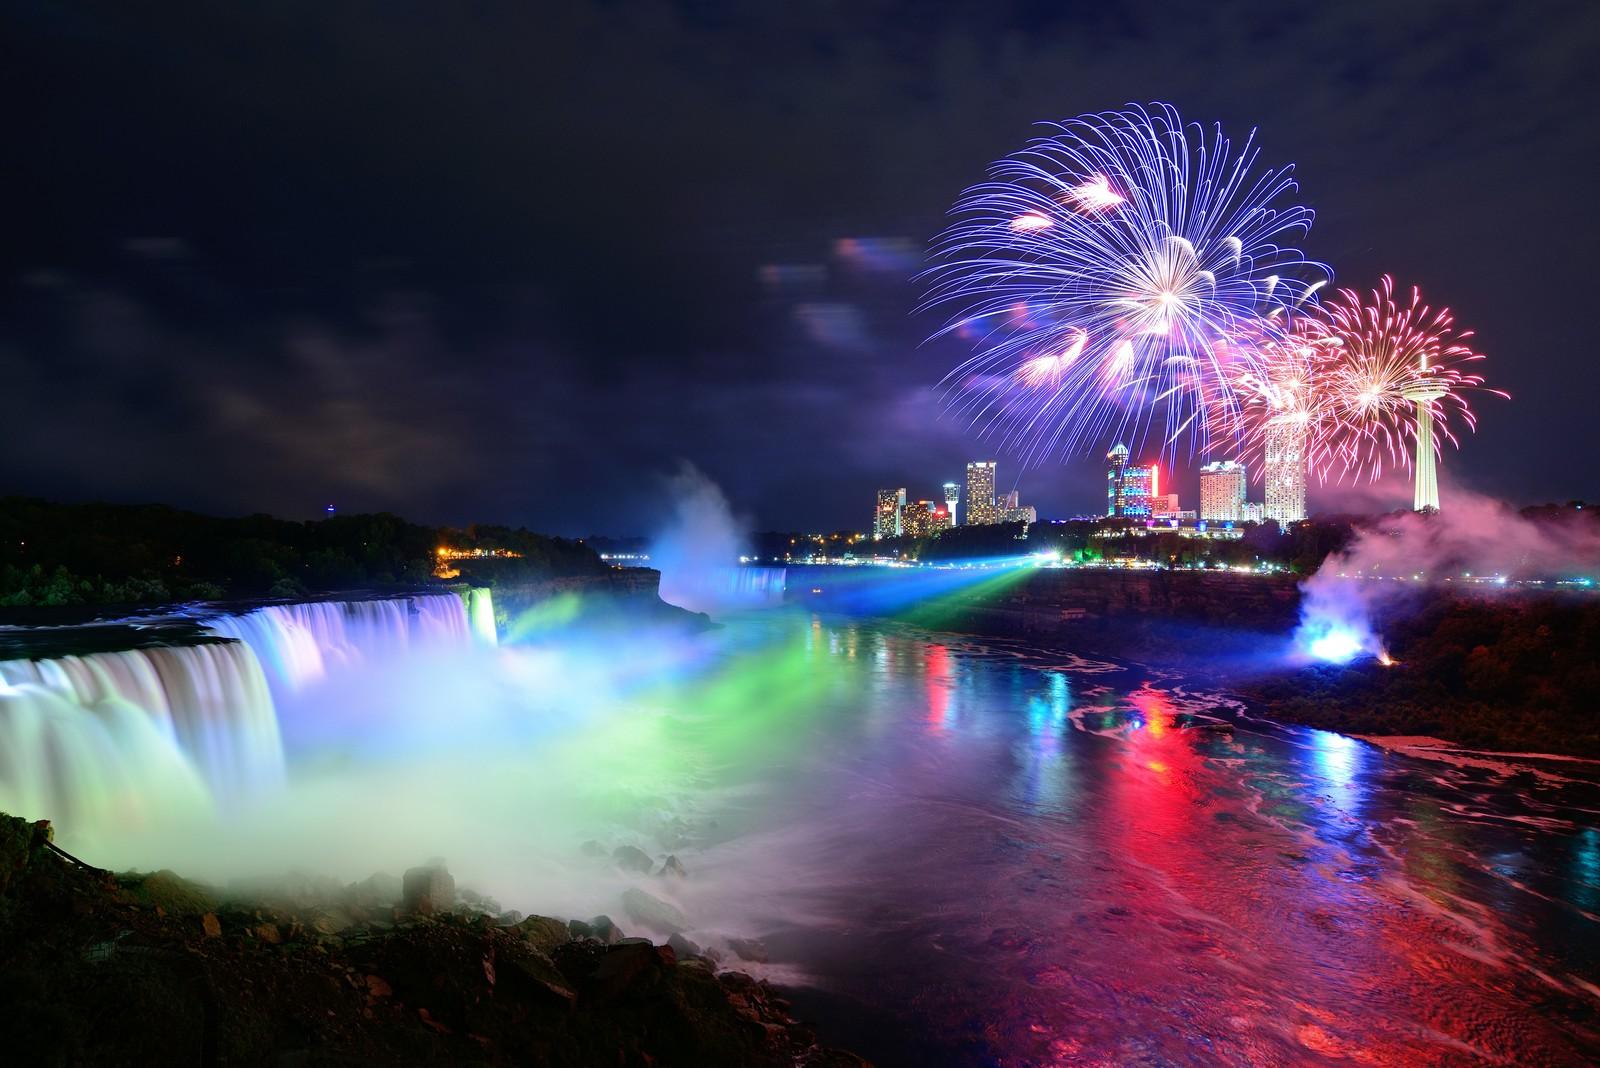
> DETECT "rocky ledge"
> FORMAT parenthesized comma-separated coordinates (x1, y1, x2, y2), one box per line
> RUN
(0, 813, 865, 1066)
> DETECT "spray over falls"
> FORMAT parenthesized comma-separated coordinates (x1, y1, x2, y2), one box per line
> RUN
(0, 591, 493, 851)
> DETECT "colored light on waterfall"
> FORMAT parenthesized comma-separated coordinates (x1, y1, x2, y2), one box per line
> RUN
(1309, 629, 1363, 664)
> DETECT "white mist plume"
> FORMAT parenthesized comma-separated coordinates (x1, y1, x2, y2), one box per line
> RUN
(1296, 491, 1600, 662)
(651, 461, 783, 613)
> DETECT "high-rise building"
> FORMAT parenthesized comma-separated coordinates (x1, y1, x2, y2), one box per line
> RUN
(942, 481, 960, 526)
(1199, 461, 1247, 521)
(901, 500, 949, 537)
(1106, 444, 1157, 517)
(965, 462, 997, 525)
(1263, 425, 1307, 523)
(1241, 501, 1266, 523)
(1105, 445, 1128, 517)
(873, 487, 906, 540)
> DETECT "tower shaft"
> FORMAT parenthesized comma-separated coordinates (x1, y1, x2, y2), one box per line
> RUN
(1413, 402, 1439, 512)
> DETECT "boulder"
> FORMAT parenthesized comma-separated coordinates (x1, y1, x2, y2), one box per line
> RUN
(622, 887, 688, 935)
(587, 914, 623, 944)
(504, 953, 577, 1010)
(401, 863, 455, 916)
(727, 936, 768, 963)
(517, 915, 571, 953)
(657, 854, 688, 879)
(588, 940, 676, 1002)
(666, 931, 702, 959)
(611, 845, 653, 873)
(343, 872, 402, 909)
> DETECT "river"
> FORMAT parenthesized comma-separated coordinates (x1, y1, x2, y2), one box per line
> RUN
(674, 613, 1600, 1066)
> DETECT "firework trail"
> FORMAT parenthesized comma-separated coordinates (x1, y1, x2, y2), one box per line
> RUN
(924, 102, 1328, 464)
(1313, 276, 1502, 482)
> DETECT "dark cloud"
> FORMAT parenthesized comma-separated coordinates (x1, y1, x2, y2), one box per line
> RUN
(0, 1, 1596, 533)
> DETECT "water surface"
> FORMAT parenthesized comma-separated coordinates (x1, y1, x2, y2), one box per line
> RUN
(687, 614, 1600, 1066)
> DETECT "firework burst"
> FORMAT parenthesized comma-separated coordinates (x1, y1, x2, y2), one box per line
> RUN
(924, 102, 1328, 464)
(1315, 276, 1504, 482)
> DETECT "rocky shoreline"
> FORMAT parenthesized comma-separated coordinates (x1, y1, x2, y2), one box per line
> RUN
(0, 813, 866, 1066)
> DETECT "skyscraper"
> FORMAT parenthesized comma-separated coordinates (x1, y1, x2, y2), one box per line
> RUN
(1199, 461, 1247, 521)
(873, 488, 906, 540)
(1263, 425, 1307, 523)
(942, 481, 960, 526)
(1106, 444, 1156, 517)
(902, 500, 949, 537)
(965, 462, 997, 525)
(1105, 444, 1128, 517)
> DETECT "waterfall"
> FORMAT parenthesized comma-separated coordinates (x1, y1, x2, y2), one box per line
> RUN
(0, 590, 485, 846)
(204, 592, 476, 695)
(661, 566, 788, 613)
(467, 587, 499, 646)
(0, 642, 277, 836)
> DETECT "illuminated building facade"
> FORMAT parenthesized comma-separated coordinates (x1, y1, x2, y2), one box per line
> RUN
(901, 500, 951, 537)
(965, 462, 997, 525)
(873, 487, 906, 540)
(1106, 444, 1157, 518)
(943, 481, 960, 526)
(996, 488, 1036, 525)
(1263, 425, 1308, 523)
(1199, 461, 1247, 521)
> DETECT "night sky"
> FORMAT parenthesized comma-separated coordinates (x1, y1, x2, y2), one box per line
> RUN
(3, 1, 1597, 536)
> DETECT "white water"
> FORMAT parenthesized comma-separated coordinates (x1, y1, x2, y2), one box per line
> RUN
(0, 591, 488, 851)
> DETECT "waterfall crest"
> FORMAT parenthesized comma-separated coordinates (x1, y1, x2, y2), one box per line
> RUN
(0, 590, 487, 846)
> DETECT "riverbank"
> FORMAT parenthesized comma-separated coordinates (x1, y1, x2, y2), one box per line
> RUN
(0, 813, 865, 1066)
(790, 564, 1600, 758)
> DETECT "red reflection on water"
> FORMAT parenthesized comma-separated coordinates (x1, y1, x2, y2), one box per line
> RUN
(925, 643, 952, 729)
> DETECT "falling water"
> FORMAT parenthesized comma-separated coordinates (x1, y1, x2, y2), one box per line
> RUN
(0, 590, 488, 848)
(467, 586, 499, 646)
(0, 641, 278, 838)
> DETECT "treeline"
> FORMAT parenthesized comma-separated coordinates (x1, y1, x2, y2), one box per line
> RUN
(759, 518, 1358, 575)
(0, 498, 602, 608)
(1245, 593, 1600, 757)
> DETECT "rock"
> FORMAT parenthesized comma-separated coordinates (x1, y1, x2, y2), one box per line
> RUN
(253, 922, 282, 945)
(622, 887, 689, 935)
(364, 974, 392, 998)
(119, 869, 216, 915)
(566, 919, 594, 940)
(611, 845, 653, 873)
(579, 840, 607, 858)
(457, 887, 501, 915)
(657, 854, 688, 879)
(727, 936, 768, 963)
(588, 940, 676, 1002)
(200, 912, 221, 939)
(496, 909, 524, 925)
(666, 932, 702, 959)
(508, 914, 567, 953)
(401, 863, 455, 916)
(344, 871, 402, 908)
(504, 954, 577, 1010)
(587, 914, 623, 944)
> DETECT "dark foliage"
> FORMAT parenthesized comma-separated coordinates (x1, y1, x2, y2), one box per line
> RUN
(0, 498, 603, 607)
(1245, 593, 1600, 757)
